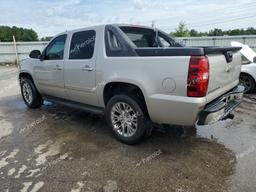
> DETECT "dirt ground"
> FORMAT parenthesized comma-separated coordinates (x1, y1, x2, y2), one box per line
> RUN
(0, 66, 255, 192)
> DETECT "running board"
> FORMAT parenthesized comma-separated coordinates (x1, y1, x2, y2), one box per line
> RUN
(43, 96, 105, 115)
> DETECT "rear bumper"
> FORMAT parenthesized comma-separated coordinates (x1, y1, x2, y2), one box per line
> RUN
(147, 95, 206, 126)
(197, 85, 244, 125)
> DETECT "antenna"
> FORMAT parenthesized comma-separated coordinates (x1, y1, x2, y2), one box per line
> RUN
(152, 20, 159, 47)
(151, 20, 155, 28)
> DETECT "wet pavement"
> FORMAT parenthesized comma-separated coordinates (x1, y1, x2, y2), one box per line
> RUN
(0, 66, 255, 192)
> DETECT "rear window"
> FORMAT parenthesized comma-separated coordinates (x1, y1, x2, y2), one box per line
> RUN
(120, 27, 156, 47)
(119, 26, 182, 48)
(69, 30, 96, 59)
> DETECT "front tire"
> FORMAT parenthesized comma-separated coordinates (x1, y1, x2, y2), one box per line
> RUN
(240, 73, 255, 93)
(106, 95, 148, 145)
(20, 78, 43, 108)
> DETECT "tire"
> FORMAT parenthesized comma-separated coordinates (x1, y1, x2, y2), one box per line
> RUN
(239, 73, 256, 93)
(20, 78, 43, 108)
(106, 94, 148, 145)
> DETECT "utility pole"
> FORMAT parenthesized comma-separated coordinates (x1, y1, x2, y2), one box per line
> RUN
(13, 36, 20, 67)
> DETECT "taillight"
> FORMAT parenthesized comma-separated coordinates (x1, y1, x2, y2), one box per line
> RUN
(187, 56, 209, 97)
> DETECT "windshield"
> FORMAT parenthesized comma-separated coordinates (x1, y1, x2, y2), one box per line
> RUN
(119, 26, 182, 48)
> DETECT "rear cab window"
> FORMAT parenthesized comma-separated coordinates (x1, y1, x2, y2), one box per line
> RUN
(119, 26, 182, 48)
(69, 30, 96, 59)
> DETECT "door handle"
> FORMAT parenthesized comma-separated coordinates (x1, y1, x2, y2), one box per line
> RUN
(54, 65, 62, 70)
(82, 65, 93, 72)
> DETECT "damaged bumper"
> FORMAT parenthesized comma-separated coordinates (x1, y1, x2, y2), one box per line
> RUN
(198, 85, 244, 125)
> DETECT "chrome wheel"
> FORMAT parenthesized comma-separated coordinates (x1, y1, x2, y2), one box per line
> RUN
(22, 82, 33, 104)
(110, 102, 138, 137)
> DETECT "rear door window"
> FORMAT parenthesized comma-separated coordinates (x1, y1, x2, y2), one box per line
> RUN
(105, 26, 137, 57)
(159, 36, 171, 47)
(69, 30, 96, 59)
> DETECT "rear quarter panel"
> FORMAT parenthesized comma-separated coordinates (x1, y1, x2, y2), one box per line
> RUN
(96, 55, 191, 104)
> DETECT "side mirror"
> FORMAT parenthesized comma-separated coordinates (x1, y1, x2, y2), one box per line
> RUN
(253, 57, 256, 63)
(29, 50, 41, 59)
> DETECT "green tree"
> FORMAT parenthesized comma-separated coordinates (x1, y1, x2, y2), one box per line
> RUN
(227, 29, 242, 36)
(0, 26, 38, 42)
(171, 22, 190, 37)
(244, 27, 256, 35)
(208, 28, 223, 36)
(171, 22, 256, 37)
(41, 36, 53, 41)
(189, 29, 199, 37)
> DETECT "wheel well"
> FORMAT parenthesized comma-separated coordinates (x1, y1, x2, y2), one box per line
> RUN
(103, 82, 149, 118)
(240, 72, 256, 82)
(19, 72, 34, 82)
(240, 72, 256, 92)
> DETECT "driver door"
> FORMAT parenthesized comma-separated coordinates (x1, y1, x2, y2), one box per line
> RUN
(34, 34, 67, 98)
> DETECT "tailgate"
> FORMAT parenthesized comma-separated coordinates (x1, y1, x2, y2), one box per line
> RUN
(205, 47, 242, 102)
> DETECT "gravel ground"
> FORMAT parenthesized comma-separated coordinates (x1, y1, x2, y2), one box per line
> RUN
(0, 66, 255, 192)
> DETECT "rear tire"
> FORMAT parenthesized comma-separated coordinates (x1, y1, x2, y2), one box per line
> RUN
(106, 95, 148, 145)
(20, 78, 43, 108)
(239, 73, 255, 93)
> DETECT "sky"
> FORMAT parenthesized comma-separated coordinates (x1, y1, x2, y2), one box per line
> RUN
(0, 0, 256, 37)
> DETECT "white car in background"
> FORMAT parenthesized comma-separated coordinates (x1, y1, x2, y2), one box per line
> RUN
(231, 41, 256, 93)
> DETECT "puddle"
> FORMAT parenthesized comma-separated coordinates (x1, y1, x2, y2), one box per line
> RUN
(0, 149, 19, 169)
(0, 120, 13, 140)
(194, 101, 256, 192)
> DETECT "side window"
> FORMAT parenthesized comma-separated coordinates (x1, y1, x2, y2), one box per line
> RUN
(69, 30, 96, 59)
(45, 34, 67, 60)
(159, 33, 183, 47)
(104, 26, 137, 57)
(159, 36, 171, 47)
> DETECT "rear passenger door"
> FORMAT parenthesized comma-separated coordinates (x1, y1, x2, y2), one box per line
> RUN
(64, 30, 98, 106)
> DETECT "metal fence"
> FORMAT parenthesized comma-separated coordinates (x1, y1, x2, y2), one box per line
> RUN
(0, 41, 48, 63)
(1, 35, 256, 63)
(177, 35, 256, 51)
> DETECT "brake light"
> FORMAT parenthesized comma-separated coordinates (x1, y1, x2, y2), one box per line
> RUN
(187, 56, 209, 97)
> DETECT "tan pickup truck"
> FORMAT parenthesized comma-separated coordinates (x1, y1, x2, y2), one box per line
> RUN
(19, 24, 244, 144)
